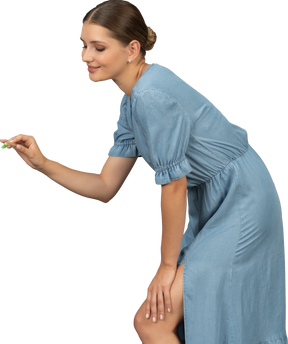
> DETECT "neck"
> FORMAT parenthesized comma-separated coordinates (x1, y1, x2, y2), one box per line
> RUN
(113, 59, 149, 98)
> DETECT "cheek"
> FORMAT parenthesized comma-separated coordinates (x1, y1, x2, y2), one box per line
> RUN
(96, 52, 107, 64)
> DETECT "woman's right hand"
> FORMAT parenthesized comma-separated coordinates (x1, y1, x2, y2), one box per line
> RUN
(0, 134, 47, 170)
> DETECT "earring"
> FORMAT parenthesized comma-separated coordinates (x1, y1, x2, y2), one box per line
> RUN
(129, 59, 131, 63)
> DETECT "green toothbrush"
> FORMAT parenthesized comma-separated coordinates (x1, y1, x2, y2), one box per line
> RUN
(0, 142, 17, 152)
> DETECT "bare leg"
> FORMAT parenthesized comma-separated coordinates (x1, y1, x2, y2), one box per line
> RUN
(144, 330, 181, 344)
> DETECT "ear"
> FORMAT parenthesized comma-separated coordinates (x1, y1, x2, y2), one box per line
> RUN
(128, 39, 141, 62)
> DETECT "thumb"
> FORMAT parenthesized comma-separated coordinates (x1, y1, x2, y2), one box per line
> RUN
(14, 143, 30, 158)
(15, 144, 29, 156)
(15, 143, 31, 159)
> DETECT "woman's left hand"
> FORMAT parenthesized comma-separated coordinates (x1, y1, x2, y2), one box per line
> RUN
(145, 263, 177, 322)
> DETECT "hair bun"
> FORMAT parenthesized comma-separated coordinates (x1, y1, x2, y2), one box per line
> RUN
(145, 22, 159, 54)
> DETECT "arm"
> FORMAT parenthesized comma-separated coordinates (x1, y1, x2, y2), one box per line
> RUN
(38, 156, 138, 203)
(160, 175, 187, 269)
(39, 159, 107, 202)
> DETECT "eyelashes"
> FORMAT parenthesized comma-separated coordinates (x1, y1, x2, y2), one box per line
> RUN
(82, 46, 105, 52)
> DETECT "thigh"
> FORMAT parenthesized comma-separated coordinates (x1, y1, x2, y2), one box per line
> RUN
(134, 263, 185, 335)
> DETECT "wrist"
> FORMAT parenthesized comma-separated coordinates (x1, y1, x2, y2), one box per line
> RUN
(37, 157, 51, 174)
(160, 261, 177, 271)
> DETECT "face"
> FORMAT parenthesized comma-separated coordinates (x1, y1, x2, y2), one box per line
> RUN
(80, 22, 130, 82)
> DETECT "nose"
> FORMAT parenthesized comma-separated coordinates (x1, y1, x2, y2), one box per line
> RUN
(82, 49, 94, 64)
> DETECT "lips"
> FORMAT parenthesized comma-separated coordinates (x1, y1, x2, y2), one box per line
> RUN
(88, 66, 100, 69)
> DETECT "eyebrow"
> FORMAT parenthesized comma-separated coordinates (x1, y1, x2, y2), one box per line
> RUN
(80, 37, 107, 44)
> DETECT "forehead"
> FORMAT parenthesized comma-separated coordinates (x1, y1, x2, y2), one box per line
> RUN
(81, 22, 112, 42)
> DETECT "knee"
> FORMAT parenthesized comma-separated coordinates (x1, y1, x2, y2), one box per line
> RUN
(133, 311, 145, 333)
(130, 316, 143, 343)
(131, 313, 147, 343)
(134, 312, 149, 340)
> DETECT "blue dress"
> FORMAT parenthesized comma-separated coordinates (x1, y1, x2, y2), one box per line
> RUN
(108, 63, 287, 344)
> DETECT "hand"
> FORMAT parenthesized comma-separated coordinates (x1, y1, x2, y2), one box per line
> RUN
(0, 134, 47, 170)
(145, 263, 177, 322)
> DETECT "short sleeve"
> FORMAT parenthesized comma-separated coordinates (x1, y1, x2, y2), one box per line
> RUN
(132, 90, 193, 185)
(108, 95, 141, 158)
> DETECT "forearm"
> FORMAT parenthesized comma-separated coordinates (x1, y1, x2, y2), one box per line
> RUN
(37, 158, 109, 202)
(160, 185, 187, 269)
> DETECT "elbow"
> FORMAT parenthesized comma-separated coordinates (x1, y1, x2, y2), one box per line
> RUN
(101, 189, 119, 207)
(101, 197, 118, 207)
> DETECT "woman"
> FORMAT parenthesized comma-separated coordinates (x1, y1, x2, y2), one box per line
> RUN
(1, 1, 287, 343)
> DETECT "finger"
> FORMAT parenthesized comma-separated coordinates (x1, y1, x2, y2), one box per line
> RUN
(14, 144, 24, 153)
(0, 139, 12, 152)
(9, 134, 31, 143)
(151, 288, 157, 323)
(4, 142, 12, 153)
(157, 287, 165, 320)
(163, 286, 172, 313)
(145, 290, 151, 319)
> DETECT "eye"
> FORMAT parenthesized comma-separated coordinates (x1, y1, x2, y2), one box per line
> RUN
(82, 46, 105, 52)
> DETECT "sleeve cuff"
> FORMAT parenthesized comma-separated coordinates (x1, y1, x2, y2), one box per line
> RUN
(108, 141, 142, 158)
(155, 157, 193, 185)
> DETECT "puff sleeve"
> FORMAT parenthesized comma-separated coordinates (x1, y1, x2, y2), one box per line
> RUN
(108, 95, 141, 158)
(132, 89, 193, 185)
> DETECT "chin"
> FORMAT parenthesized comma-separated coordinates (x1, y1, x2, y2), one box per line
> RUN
(86, 75, 113, 85)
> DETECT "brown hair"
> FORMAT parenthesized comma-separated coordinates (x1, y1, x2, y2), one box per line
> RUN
(82, 0, 157, 59)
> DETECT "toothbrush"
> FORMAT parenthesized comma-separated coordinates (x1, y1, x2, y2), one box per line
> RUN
(0, 142, 17, 152)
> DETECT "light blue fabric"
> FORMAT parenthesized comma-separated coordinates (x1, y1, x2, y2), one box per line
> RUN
(108, 63, 287, 344)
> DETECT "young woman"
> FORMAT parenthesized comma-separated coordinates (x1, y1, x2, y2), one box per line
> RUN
(1, 1, 287, 344)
